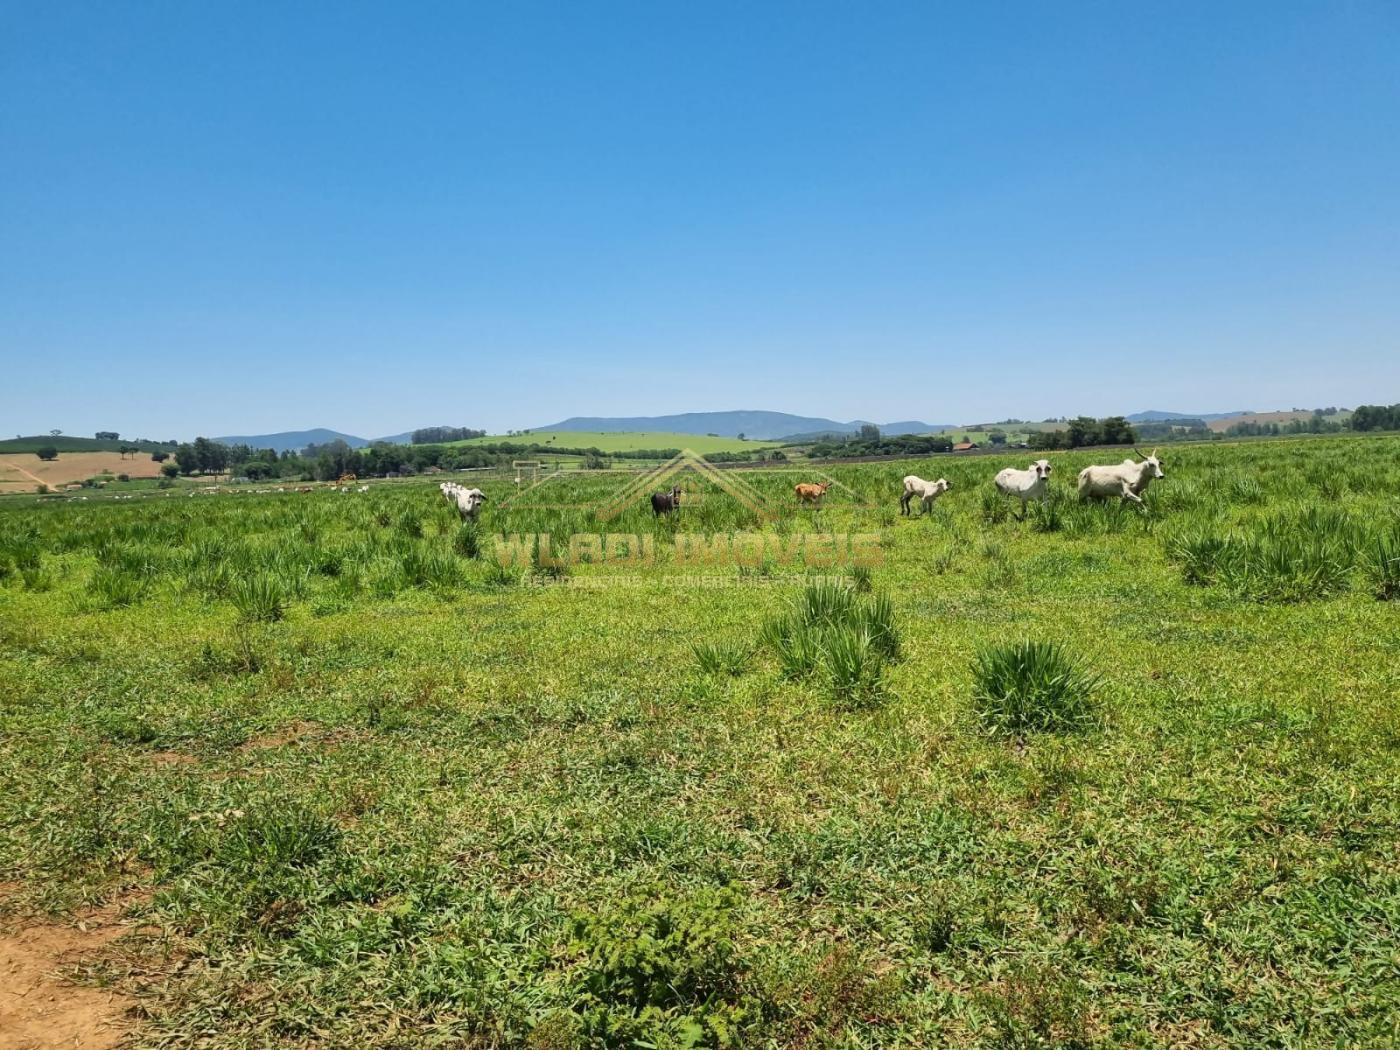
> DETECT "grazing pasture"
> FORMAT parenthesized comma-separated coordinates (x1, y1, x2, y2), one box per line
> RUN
(1, 435, 1399, 1047)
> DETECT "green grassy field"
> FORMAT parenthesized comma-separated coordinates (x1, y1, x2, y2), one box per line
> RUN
(0, 435, 172, 454)
(452, 430, 782, 454)
(2, 436, 1399, 1046)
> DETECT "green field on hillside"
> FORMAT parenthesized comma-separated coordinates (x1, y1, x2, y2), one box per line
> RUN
(0, 435, 173, 454)
(451, 430, 782, 454)
(2, 435, 1399, 1046)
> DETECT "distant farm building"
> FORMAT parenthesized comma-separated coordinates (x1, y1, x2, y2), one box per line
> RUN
(953, 441, 979, 452)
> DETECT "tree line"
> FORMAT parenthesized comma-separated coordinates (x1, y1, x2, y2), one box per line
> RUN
(1348, 404, 1400, 432)
(410, 426, 487, 444)
(1027, 416, 1137, 450)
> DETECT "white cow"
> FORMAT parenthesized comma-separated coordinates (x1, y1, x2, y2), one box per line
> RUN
(452, 486, 487, 521)
(994, 459, 1053, 518)
(1077, 449, 1165, 505)
(900, 475, 951, 516)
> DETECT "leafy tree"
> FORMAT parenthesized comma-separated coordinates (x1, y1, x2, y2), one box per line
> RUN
(858, 424, 881, 442)
(151, 451, 169, 462)
(49, 429, 61, 437)
(35, 446, 58, 461)
(161, 463, 180, 478)
(988, 430, 1008, 445)
(95, 431, 119, 440)
(1351, 404, 1400, 431)
(193, 437, 228, 474)
(1099, 416, 1137, 445)
(175, 443, 199, 474)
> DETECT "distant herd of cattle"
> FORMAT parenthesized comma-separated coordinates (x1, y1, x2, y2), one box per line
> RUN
(439, 451, 1168, 521)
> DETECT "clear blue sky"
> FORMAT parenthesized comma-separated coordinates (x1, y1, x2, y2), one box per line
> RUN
(2, 1, 1397, 439)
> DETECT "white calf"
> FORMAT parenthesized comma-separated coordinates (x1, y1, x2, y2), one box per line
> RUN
(994, 459, 1053, 518)
(901, 475, 951, 516)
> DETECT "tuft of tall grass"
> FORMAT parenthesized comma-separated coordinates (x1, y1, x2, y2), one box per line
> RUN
(454, 523, 482, 560)
(822, 627, 888, 707)
(972, 640, 1098, 736)
(1166, 507, 1363, 602)
(91, 566, 149, 609)
(1028, 493, 1064, 533)
(401, 545, 462, 590)
(692, 640, 751, 677)
(980, 488, 1010, 525)
(231, 574, 288, 623)
(1364, 524, 1400, 601)
(762, 581, 901, 702)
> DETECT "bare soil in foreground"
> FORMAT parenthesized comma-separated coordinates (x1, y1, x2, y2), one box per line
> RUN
(0, 891, 140, 1049)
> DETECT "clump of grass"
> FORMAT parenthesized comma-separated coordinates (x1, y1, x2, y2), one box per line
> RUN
(693, 640, 752, 676)
(20, 566, 55, 592)
(401, 546, 461, 590)
(91, 566, 149, 609)
(230, 574, 287, 623)
(1363, 524, 1400, 601)
(453, 523, 482, 560)
(763, 617, 824, 680)
(1168, 526, 1234, 586)
(972, 640, 1098, 736)
(848, 564, 873, 592)
(531, 537, 570, 580)
(1029, 493, 1064, 533)
(980, 488, 1010, 525)
(822, 626, 888, 707)
(216, 801, 342, 873)
(762, 581, 900, 704)
(1167, 508, 1360, 602)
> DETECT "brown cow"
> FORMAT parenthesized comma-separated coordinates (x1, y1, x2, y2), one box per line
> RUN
(795, 481, 831, 505)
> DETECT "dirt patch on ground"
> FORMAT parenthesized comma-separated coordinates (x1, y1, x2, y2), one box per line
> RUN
(0, 894, 143, 1049)
(238, 720, 322, 751)
(147, 751, 199, 767)
(0, 452, 165, 492)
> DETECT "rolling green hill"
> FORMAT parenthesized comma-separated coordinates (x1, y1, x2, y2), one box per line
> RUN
(0, 435, 173, 454)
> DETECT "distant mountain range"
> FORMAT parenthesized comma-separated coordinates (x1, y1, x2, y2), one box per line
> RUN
(537, 411, 950, 441)
(212, 408, 1318, 452)
(212, 428, 372, 452)
(212, 429, 429, 452)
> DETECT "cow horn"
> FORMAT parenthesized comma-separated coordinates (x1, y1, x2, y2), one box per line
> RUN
(1133, 447, 1148, 459)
